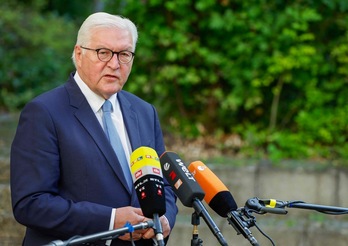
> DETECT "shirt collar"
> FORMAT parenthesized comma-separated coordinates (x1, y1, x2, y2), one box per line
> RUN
(74, 71, 118, 113)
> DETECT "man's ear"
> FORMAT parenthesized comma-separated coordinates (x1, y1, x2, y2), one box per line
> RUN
(74, 45, 82, 67)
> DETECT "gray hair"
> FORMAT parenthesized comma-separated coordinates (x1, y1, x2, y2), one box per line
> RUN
(71, 12, 138, 66)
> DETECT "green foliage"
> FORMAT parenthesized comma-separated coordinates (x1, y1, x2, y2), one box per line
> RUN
(0, 0, 76, 111)
(109, 0, 348, 162)
(1, 0, 347, 162)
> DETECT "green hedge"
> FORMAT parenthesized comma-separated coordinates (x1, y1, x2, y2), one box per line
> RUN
(0, 1, 76, 111)
(115, 0, 348, 162)
(1, 0, 347, 163)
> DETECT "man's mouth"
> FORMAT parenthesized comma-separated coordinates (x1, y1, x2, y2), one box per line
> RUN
(104, 74, 118, 79)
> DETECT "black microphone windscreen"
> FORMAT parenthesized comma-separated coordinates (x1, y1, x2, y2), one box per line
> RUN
(209, 191, 238, 217)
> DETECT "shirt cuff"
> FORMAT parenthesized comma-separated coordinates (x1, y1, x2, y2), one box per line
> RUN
(105, 208, 116, 246)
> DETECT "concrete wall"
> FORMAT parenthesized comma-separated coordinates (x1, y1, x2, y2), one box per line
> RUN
(1, 161, 348, 246)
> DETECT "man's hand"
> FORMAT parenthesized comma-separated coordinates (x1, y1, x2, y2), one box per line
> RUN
(142, 215, 171, 240)
(114, 207, 171, 241)
(114, 206, 147, 241)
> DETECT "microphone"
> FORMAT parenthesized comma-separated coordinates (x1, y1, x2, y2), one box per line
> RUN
(130, 146, 166, 246)
(245, 197, 288, 214)
(160, 151, 228, 246)
(188, 161, 259, 246)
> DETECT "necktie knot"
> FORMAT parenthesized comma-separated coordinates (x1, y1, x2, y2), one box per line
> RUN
(102, 100, 112, 113)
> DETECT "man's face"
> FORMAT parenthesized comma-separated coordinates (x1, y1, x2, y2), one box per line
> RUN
(74, 27, 134, 99)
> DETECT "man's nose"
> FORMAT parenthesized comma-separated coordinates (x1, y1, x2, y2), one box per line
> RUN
(107, 53, 120, 69)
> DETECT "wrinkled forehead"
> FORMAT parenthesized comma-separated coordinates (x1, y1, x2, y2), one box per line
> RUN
(87, 27, 134, 50)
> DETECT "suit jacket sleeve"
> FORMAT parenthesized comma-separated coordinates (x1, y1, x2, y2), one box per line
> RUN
(10, 96, 114, 240)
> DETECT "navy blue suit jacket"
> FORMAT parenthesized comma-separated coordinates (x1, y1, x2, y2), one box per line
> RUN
(10, 73, 178, 246)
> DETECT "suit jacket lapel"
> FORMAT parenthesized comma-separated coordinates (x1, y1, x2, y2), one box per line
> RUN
(65, 75, 131, 194)
(118, 92, 141, 151)
(118, 92, 142, 205)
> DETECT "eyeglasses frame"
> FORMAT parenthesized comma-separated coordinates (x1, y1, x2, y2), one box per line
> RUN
(80, 46, 135, 64)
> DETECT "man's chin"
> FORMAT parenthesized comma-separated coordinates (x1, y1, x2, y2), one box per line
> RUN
(101, 87, 123, 98)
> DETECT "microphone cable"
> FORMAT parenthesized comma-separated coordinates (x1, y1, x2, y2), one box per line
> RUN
(235, 207, 276, 246)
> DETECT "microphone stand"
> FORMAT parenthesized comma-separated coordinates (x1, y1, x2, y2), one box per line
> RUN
(287, 202, 348, 213)
(192, 198, 229, 246)
(246, 197, 348, 215)
(242, 198, 348, 246)
(227, 209, 259, 246)
(191, 212, 203, 246)
(42, 220, 154, 246)
(153, 213, 165, 246)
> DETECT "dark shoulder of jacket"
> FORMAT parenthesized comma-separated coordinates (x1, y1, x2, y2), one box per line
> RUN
(119, 90, 153, 108)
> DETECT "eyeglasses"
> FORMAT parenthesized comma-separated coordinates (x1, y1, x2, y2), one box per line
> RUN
(80, 46, 135, 64)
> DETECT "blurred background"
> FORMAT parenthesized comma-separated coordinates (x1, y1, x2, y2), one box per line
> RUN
(0, 0, 347, 245)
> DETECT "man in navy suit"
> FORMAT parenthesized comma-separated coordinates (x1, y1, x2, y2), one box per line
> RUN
(10, 12, 178, 246)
